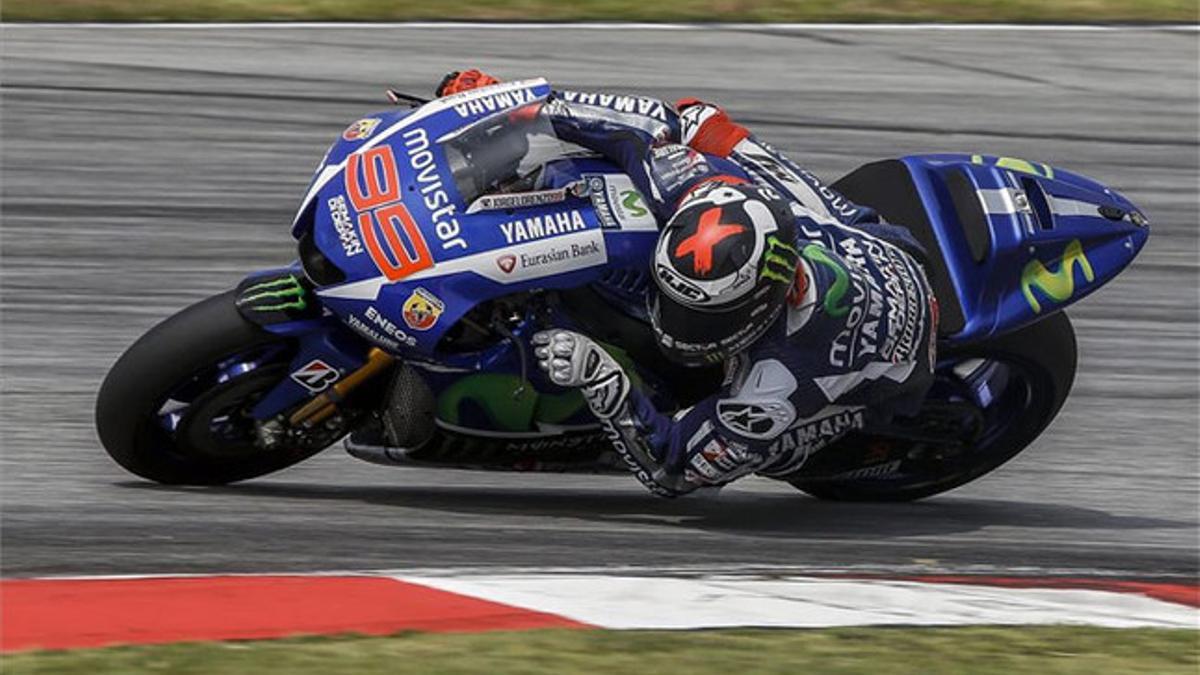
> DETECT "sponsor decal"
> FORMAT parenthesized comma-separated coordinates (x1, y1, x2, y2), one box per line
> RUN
(809, 235, 925, 370)
(650, 144, 710, 193)
(327, 195, 363, 257)
(342, 117, 381, 142)
(601, 420, 676, 498)
(765, 406, 866, 475)
(971, 154, 1055, 179)
(832, 458, 902, 481)
(239, 275, 307, 313)
(452, 86, 539, 118)
(290, 359, 340, 392)
(489, 231, 608, 282)
(558, 91, 670, 122)
(466, 186, 578, 214)
(364, 305, 417, 347)
(679, 104, 718, 145)
(344, 145, 435, 282)
(346, 313, 402, 350)
(499, 209, 588, 244)
(622, 190, 649, 217)
(402, 287, 445, 331)
(586, 174, 657, 231)
(760, 236, 799, 284)
(655, 263, 710, 303)
(401, 127, 467, 251)
(437, 373, 586, 432)
(801, 244, 850, 318)
(716, 401, 794, 439)
(737, 142, 860, 221)
(520, 239, 603, 271)
(1020, 239, 1093, 313)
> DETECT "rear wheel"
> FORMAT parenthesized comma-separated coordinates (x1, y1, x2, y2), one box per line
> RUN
(791, 312, 1077, 502)
(95, 291, 345, 485)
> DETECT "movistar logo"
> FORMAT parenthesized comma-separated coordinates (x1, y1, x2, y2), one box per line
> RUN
(1021, 239, 1094, 313)
(620, 190, 648, 218)
(971, 154, 1055, 179)
(801, 244, 850, 317)
(760, 236, 799, 284)
(240, 275, 307, 312)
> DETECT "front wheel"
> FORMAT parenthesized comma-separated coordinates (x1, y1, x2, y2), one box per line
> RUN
(791, 311, 1077, 502)
(96, 291, 343, 485)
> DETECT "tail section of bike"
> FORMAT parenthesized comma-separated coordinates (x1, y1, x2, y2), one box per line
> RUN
(786, 155, 1149, 501)
(831, 153, 1149, 344)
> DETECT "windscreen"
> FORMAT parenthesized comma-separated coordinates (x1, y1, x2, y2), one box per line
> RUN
(440, 108, 588, 204)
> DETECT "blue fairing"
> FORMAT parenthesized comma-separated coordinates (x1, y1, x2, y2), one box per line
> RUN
(240, 83, 1148, 428)
(898, 153, 1149, 343)
(251, 80, 664, 422)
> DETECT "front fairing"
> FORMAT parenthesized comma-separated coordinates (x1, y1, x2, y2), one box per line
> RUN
(290, 79, 661, 359)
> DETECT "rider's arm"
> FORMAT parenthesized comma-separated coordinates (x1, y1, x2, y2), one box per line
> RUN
(676, 99, 883, 228)
(534, 327, 832, 496)
(539, 90, 753, 224)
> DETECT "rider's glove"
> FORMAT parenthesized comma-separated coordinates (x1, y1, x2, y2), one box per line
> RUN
(436, 69, 501, 98)
(675, 98, 750, 158)
(533, 330, 630, 419)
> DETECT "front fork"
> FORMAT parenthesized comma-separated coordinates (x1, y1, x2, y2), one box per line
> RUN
(235, 266, 397, 440)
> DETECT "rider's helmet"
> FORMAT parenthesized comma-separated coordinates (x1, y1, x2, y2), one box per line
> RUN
(650, 181, 800, 366)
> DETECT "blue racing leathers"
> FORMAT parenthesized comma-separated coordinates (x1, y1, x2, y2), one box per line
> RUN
(539, 89, 939, 497)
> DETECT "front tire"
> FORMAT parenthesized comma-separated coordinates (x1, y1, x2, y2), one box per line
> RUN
(96, 291, 328, 485)
(793, 311, 1077, 502)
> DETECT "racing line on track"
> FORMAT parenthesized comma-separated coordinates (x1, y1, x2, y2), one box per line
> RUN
(2, 572, 1196, 652)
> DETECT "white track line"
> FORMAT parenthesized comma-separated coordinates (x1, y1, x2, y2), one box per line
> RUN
(8, 22, 1199, 32)
(401, 573, 1200, 630)
(10, 569, 1195, 629)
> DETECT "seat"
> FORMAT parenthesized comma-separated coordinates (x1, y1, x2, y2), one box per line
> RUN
(831, 160, 966, 335)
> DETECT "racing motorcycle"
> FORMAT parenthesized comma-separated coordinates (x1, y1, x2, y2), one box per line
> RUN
(95, 79, 1150, 501)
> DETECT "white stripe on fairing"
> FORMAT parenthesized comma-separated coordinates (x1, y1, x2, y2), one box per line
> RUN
(1048, 195, 1100, 217)
(977, 188, 1019, 214)
(292, 78, 549, 226)
(317, 227, 606, 301)
(400, 574, 1199, 630)
(15, 23, 1200, 32)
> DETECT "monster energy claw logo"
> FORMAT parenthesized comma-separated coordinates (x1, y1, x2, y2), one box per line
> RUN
(240, 275, 307, 312)
(801, 244, 850, 317)
(760, 236, 799, 284)
(1021, 239, 1094, 313)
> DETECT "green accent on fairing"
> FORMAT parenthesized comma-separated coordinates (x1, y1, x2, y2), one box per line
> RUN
(1021, 239, 1094, 313)
(437, 374, 586, 432)
(801, 244, 850, 318)
(240, 275, 307, 312)
(436, 340, 640, 432)
(760, 236, 800, 284)
(971, 154, 1055, 179)
(620, 189, 649, 218)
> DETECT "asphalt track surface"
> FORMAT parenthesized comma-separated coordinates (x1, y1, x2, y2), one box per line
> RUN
(2, 25, 1197, 580)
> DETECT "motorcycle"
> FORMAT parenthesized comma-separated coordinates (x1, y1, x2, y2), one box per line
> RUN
(95, 78, 1149, 501)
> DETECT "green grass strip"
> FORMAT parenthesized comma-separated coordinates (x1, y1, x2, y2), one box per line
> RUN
(4, 626, 1198, 674)
(2, 0, 1197, 23)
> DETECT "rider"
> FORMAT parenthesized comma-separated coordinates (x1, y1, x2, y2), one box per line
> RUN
(438, 70, 940, 497)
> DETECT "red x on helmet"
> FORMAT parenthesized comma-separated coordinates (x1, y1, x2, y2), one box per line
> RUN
(651, 183, 799, 366)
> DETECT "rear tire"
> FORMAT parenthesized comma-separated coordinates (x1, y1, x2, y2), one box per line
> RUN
(96, 291, 327, 485)
(794, 311, 1077, 502)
